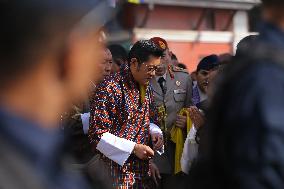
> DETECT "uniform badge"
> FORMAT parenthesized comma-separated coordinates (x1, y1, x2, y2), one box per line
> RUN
(176, 81, 181, 86)
(159, 41, 166, 50)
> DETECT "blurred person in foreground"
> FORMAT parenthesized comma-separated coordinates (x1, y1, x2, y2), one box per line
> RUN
(108, 44, 128, 73)
(189, 1, 284, 189)
(88, 40, 164, 188)
(0, 1, 112, 189)
(218, 53, 233, 65)
(149, 37, 192, 189)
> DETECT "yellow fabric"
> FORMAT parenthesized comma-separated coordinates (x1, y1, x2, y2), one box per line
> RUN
(139, 85, 146, 103)
(170, 108, 192, 174)
(128, 0, 141, 4)
(157, 105, 167, 132)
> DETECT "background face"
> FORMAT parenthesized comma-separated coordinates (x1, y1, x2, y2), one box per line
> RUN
(155, 62, 167, 76)
(196, 69, 210, 93)
(161, 49, 172, 65)
(102, 48, 113, 77)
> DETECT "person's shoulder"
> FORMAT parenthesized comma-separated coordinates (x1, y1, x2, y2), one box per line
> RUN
(171, 65, 189, 74)
(253, 62, 284, 85)
(170, 65, 191, 83)
(95, 73, 121, 94)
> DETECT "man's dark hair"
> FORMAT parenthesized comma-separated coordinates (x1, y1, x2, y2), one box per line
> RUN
(197, 54, 220, 72)
(108, 44, 128, 63)
(177, 63, 187, 70)
(128, 40, 163, 65)
(171, 53, 178, 60)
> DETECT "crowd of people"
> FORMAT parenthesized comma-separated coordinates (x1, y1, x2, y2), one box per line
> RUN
(1, 0, 284, 189)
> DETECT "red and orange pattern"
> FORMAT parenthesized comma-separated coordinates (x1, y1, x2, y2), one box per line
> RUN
(89, 64, 158, 188)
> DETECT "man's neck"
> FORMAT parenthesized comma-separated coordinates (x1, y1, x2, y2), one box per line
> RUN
(197, 85, 208, 102)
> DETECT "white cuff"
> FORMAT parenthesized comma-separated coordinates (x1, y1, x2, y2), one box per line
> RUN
(96, 132, 136, 166)
(81, 112, 90, 134)
(150, 123, 164, 155)
(150, 123, 162, 135)
(181, 124, 199, 174)
(188, 125, 197, 142)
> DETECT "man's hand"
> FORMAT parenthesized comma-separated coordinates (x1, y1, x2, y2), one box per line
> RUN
(149, 160, 161, 186)
(151, 133, 164, 150)
(176, 115, 187, 129)
(188, 106, 205, 129)
(133, 144, 154, 160)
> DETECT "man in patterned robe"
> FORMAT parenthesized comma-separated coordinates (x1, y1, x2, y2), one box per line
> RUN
(88, 40, 164, 188)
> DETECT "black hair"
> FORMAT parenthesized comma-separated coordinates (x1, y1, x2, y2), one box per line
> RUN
(128, 40, 163, 65)
(177, 63, 187, 70)
(171, 53, 178, 60)
(107, 44, 128, 63)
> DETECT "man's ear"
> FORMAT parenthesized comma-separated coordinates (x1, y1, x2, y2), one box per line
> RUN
(130, 58, 138, 67)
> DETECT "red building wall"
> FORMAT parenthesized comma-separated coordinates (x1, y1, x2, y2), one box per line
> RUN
(168, 42, 231, 72)
(132, 5, 234, 72)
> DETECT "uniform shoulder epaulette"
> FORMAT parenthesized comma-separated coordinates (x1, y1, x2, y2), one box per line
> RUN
(171, 65, 189, 74)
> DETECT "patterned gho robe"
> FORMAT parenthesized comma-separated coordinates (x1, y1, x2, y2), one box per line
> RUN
(88, 64, 159, 188)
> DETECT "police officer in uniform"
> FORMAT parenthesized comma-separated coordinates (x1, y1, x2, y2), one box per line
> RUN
(149, 37, 192, 189)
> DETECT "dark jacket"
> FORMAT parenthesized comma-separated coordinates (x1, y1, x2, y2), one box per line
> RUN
(189, 23, 284, 189)
(0, 108, 91, 189)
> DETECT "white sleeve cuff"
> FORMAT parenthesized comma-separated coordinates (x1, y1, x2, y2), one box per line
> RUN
(81, 112, 90, 134)
(149, 123, 163, 135)
(96, 132, 136, 166)
(188, 124, 197, 141)
(181, 124, 199, 174)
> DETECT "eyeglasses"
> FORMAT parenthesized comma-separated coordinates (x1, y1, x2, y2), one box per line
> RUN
(144, 64, 164, 73)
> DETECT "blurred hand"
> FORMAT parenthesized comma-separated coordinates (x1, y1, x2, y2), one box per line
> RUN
(133, 144, 154, 160)
(176, 115, 187, 129)
(188, 106, 205, 129)
(150, 160, 161, 186)
(151, 133, 163, 151)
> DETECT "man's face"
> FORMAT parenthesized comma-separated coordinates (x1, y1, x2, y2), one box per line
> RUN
(155, 62, 167, 77)
(95, 48, 113, 83)
(155, 49, 171, 76)
(196, 69, 210, 94)
(131, 55, 161, 86)
(196, 67, 219, 94)
(161, 49, 171, 65)
(102, 49, 113, 77)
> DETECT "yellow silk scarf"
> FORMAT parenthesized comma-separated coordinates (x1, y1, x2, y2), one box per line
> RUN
(139, 85, 146, 103)
(170, 108, 192, 174)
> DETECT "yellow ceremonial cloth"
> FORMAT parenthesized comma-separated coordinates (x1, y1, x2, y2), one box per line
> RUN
(170, 108, 192, 174)
(139, 85, 146, 103)
(128, 0, 141, 4)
